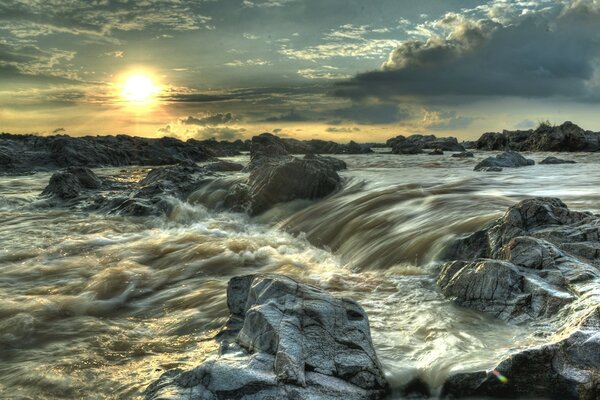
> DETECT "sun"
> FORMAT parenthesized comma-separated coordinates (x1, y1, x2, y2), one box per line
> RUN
(121, 73, 160, 105)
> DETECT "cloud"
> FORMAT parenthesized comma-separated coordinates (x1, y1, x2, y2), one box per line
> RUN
(224, 58, 271, 67)
(181, 112, 235, 125)
(514, 119, 537, 129)
(335, 2, 600, 102)
(195, 127, 246, 140)
(263, 110, 309, 122)
(325, 126, 361, 133)
(332, 102, 411, 124)
(52, 127, 66, 134)
(297, 66, 351, 80)
(421, 110, 475, 131)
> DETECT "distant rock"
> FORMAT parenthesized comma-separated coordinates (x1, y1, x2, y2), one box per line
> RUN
(145, 274, 388, 400)
(451, 151, 474, 158)
(475, 121, 600, 152)
(473, 151, 534, 171)
(540, 156, 577, 165)
(281, 137, 372, 154)
(346, 140, 373, 154)
(387, 134, 464, 155)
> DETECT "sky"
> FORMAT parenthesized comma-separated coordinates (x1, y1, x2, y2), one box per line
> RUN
(1, 0, 600, 142)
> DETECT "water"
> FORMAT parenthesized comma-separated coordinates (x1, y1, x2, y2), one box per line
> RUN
(1, 151, 598, 399)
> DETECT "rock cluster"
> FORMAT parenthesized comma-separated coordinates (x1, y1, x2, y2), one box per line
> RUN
(475, 121, 600, 152)
(439, 197, 600, 398)
(386, 134, 464, 154)
(145, 274, 388, 400)
(473, 151, 534, 171)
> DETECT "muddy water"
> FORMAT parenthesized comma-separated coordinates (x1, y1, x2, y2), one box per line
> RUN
(0, 151, 598, 399)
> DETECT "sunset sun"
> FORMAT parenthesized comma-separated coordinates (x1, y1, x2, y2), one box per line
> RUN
(121, 73, 160, 105)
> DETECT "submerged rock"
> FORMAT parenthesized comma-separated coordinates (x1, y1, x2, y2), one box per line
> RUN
(473, 151, 534, 171)
(451, 151, 474, 158)
(145, 274, 388, 400)
(540, 156, 577, 165)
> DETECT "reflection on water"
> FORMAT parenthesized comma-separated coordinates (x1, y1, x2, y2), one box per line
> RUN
(0, 151, 597, 398)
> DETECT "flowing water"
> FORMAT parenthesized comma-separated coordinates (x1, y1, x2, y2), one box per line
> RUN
(1, 151, 599, 399)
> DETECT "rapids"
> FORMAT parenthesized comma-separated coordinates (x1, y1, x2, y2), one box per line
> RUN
(1, 151, 598, 399)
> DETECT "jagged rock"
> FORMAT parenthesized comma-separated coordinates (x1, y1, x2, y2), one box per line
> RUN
(136, 161, 212, 200)
(441, 306, 600, 399)
(475, 121, 600, 152)
(145, 274, 388, 400)
(428, 149, 444, 155)
(473, 151, 534, 171)
(540, 156, 577, 165)
(41, 167, 102, 199)
(451, 151, 474, 158)
(387, 134, 464, 154)
(250, 133, 290, 165)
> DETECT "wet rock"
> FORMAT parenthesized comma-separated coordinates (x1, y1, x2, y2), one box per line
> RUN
(473, 151, 534, 171)
(249, 133, 290, 166)
(451, 151, 474, 158)
(0, 148, 15, 166)
(428, 148, 444, 155)
(145, 274, 388, 400)
(540, 156, 577, 165)
(41, 167, 102, 199)
(346, 140, 373, 154)
(475, 121, 600, 152)
(245, 156, 341, 215)
(441, 306, 600, 399)
(136, 161, 213, 200)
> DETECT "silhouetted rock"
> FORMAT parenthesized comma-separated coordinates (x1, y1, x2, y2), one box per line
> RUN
(540, 156, 577, 165)
(387, 134, 464, 155)
(145, 274, 388, 400)
(473, 151, 534, 171)
(475, 121, 600, 152)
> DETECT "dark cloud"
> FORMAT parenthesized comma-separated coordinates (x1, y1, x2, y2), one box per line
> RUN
(424, 111, 474, 130)
(263, 110, 309, 122)
(325, 126, 360, 133)
(196, 127, 246, 140)
(181, 112, 234, 125)
(335, 2, 600, 102)
(52, 128, 66, 134)
(331, 102, 411, 124)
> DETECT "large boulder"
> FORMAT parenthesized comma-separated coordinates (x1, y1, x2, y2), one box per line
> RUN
(303, 154, 347, 171)
(473, 151, 534, 171)
(145, 274, 388, 400)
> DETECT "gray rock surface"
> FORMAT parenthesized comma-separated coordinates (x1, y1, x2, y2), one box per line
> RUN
(475, 121, 600, 152)
(387, 134, 464, 154)
(451, 151, 474, 158)
(439, 197, 600, 398)
(540, 156, 577, 165)
(145, 274, 388, 400)
(41, 167, 103, 199)
(473, 151, 534, 171)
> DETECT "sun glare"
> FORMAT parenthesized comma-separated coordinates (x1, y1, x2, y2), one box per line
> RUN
(121, 73, 160, 105)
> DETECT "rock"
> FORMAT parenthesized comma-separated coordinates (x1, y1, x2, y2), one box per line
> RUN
(250, 133, 290, 162)
(0, 148, 14, 166)
(136, 161, 212, 200)
(540, 156, 577, 165)
(451, 151, 474, 158)
(473, 151, 534, 171)
(41, 167, 102, 199)
(475, 121, 600, 152)
(145, 274, 388, 400)
(244, 156, 341, 215)
(387, 134, 464, 155)
(428, 149, 444, 155)
(303, 154, 347, 171)
(441, 306, 600, 399)
(203, 160, 244, 172)
(346, 140, 372, 154)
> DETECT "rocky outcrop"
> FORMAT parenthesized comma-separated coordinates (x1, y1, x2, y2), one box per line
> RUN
(475, 121, 600, 152)
(0, 133, 216, 175)
(540, 156, 577, 165)
(387, 134, 464, 155)
(230, 133, 343, 215)
(473, 151, 534, 171)
(145, 274, 388, 400)
(439, 197, 600, 398)
(41, 167, 103, 199)
(282, 138, 372, 155)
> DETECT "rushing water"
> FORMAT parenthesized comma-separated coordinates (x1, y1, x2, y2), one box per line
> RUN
(1, 151, 599, 399)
